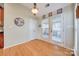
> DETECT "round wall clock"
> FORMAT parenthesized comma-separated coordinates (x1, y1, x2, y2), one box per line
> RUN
(14, 17, 24, 27)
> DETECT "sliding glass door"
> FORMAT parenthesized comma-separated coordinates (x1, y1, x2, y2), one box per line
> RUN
(52, 14, 63, 42)
(41, 14, 63, 43)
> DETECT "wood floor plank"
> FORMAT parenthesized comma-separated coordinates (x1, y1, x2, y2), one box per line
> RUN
(0, 39, 73, 56)
(0, 49, 3, 56)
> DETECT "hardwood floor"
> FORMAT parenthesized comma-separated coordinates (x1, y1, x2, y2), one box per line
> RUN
(0, 39, 73, 56)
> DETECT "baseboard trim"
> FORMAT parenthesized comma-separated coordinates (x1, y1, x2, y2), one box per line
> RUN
(4, 38, 74, 53)
(4, 39, 34, 49)
(74, 49, 77, 56)
(40, 39, 74, 51)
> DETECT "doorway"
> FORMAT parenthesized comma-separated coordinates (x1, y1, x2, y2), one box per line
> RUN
(41, 14, 64, 43)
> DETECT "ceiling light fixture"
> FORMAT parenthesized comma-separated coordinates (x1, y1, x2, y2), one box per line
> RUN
(32, 3, 38, 15)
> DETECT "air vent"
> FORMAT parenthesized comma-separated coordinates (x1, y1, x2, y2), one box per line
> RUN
(45, 3, 50, 7)
(57, 8, 62, 14)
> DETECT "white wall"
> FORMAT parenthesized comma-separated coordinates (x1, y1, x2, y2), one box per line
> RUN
(77, 19, 79, 55)
(36, 19, 43, 39)
(74, 4, 79, 56)
(63, 4, 74, 49)
(0, 3, 4, 7)
(28, 19, 39, 39)
(4, 4, 38, 48)
(74, 5, 79, 55)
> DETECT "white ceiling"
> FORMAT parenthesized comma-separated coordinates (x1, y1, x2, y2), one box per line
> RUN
(21, 3, 71, 17)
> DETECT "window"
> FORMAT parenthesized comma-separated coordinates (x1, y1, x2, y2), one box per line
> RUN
(52, 14, 62, 42)
(41, 19, 49, 39)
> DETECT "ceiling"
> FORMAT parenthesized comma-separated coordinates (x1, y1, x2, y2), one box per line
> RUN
(21, 3, 71, 18)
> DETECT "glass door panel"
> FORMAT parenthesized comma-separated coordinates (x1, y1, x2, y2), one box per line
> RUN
(52, 14, 63, 42)
(41, 19, 49, 39)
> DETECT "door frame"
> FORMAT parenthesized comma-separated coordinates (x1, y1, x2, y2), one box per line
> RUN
(41, 13, 64, 45)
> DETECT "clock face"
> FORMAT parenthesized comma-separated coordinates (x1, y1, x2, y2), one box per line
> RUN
(14, 17, 24, 27)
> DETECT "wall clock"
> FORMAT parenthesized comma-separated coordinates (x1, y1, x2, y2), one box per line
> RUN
(14, 17, 24, 27)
